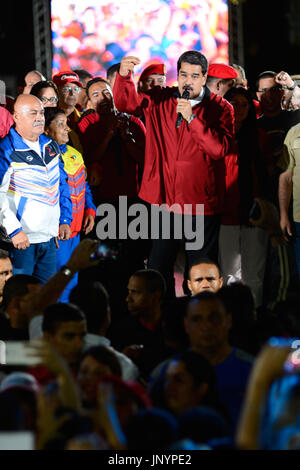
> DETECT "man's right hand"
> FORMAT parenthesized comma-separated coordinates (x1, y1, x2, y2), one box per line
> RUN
(119, 56, 141, 77)
(11, 230, 30, 250)
(66, 238, 100, 273)
(280, 214, 293, 241)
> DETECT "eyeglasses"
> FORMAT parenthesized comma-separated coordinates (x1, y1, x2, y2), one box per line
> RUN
(257, 85, 283, 93)
(61, 86, 81, 94)
(40, 96, 58, 104)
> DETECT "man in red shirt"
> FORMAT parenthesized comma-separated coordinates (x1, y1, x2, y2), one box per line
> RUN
(113, 50, 234, 297)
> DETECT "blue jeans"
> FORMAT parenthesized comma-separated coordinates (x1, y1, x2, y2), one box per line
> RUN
(56, 234, 80, 302)
(10, 238, 56, 284)
(294, 222, 300, 277)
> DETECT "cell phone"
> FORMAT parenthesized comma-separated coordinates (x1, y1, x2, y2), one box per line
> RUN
(90, 243, 118, 261)
(0, 341, 41, 366)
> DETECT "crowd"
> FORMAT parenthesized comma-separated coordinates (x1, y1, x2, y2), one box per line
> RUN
(1, 48, 300, 451)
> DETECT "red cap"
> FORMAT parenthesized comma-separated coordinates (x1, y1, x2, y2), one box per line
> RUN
(140, 63, 166, 82)
(208, 63, 238, 79)
(52, 71, 82, 88)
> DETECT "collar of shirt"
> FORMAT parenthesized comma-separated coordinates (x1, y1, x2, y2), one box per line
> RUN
(189, 87, 205, 107)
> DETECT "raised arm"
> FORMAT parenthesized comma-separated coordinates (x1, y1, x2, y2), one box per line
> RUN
(113, 56, 150, 116)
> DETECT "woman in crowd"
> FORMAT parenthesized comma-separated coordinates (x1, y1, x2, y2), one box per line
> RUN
(30, 80, 59, 107)
(44, 107, 96, 301)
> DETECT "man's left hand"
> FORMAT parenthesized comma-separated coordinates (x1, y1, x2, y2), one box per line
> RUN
(176, 98, 193, 122)
(82, 215, 95, 234)
(58, 224, 71, 241)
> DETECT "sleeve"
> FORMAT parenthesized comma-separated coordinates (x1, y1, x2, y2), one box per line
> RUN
(84, 180, 96, 218)
(187, 98, 235, 160)
(0, 148, 22, 237)
(59, 156, 73, 226)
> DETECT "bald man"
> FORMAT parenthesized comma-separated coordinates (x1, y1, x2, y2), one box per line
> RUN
(0, 94, 72, 283)
(23, 70, 46, 94)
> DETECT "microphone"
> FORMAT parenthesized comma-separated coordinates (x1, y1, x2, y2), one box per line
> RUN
(176, 89, 190, 128)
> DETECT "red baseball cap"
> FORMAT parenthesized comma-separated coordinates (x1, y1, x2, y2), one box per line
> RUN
(140, 63, 166, 82)
(208, 63, 238, 79)
(52, 71, 82, 88)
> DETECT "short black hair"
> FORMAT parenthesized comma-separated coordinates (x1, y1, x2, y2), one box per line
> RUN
(44, 107, 65, 128)
(0, 249, 9, 260)
(81, 345, 122, 377)
(131, 269, 166, 301)
(72, 69, 93, 83)
(177, 50, 208, 75)
(172, 350, 216, 388)
(42, 303, 86, 335)
(2, 274, 40, 311)
(188, 258, 222, 280)
(86, 77, 111, 98)
(69, 281, 109, 334)
(256, 70, 276, 90)
(187, 291, 227, 313)
(30, 80, 58, 98)
(106, 63, 120, 80)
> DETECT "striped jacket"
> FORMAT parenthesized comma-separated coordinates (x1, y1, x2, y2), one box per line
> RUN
(59, 144, 96, 237)
(0, 127, 72, 243)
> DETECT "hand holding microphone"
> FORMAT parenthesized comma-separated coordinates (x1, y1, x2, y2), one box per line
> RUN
(176, 87, 192, 128)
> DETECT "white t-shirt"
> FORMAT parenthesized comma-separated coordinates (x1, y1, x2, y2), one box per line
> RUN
(23, 138, 42, 158)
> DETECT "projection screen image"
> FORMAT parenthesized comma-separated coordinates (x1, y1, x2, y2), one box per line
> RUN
(51, 0, 229, 86)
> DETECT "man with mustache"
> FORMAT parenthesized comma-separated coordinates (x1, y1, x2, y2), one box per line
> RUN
(113, 50, 235, 298)
(0, 94, 72, 282)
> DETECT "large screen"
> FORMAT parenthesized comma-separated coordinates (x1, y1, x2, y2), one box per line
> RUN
(51, 0, 229, 86)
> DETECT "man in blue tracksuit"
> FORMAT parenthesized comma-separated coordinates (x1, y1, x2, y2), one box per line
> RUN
(0, 94, 72, 283)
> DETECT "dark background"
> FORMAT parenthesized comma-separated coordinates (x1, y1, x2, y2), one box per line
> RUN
(0, 0, 299, 95)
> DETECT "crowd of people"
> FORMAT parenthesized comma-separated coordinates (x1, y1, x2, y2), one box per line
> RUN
(1, 47, 300, 451)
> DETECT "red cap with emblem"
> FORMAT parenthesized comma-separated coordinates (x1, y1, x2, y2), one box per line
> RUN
(52, 71, 82, 88)
(140, 63, 166, 82)
(208, 63, 238, 79)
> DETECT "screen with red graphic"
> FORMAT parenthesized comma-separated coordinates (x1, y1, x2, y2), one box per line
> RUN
(51, 0, 229, 86)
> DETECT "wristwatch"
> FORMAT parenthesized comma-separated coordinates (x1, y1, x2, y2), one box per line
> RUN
(60, 265, 74, 278)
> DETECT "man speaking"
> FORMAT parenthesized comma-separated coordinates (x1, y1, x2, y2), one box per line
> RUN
(113, 51, 234, 297)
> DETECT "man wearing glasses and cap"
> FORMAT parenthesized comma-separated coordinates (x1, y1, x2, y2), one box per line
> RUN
(52, 71, 83, 152)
